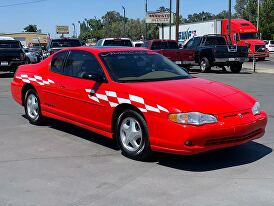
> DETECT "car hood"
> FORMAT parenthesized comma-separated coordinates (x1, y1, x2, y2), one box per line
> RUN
(120, 78, 255, 115)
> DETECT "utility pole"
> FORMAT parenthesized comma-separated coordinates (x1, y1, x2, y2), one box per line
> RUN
(122, 6, 126, 37)
(145, 0, 148, 40)
(228, 0, 232, 44)
(257, 0, 260, 37)
(78, 21, 81, 38)
(175, 0, 179, 42)
(169, 0, 172, 40)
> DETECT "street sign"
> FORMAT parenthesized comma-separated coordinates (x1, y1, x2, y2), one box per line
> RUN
(146, 12, 174, 24)
(56, 25, 69, 34)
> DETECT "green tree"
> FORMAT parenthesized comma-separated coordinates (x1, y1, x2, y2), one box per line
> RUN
(260, 0, 274, 39)
(235, 0, 248, 18)
(24, 24, 38, 32)
(186, 12, 214, 23)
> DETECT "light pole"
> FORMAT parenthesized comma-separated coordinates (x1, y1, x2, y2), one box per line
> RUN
(169, 0, 172, 40)
(175, 0, 179, 42)
(72, 23, 76, 38)
(257, 0, 260, 36)
(122, 6, 126, 36)
(228, 0, 232, 44)
(78, 21, 81, 38)
(145, 0, 148, 40)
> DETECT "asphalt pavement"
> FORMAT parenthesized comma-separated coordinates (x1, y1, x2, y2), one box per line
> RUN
(0, 67, 274, 206)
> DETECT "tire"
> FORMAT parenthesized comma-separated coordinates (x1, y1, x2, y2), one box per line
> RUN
(24, 89, 44, 125)
(230, 63, 242, 73)
(200, 57, 211, 73)
(116, 109, 152, 160)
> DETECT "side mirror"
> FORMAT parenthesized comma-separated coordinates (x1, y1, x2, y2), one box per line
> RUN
(81, 72, 105, 82)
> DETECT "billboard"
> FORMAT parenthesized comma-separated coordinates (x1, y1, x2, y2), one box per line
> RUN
(56, 25, 69, 34)
(146, 12, 174, 24)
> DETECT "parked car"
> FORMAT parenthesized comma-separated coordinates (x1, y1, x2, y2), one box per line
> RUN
(183, 35, 249, 73)
(0, 39, 26, 72)
(11, 47, 267, 160)
(133, 41, 144, 47)
(96, 38, 133, 47)
(142, 39, 195, 68)
(24, 48, 38, 64)
(265, 40, 274, 52)
(45, 38, 82, 57)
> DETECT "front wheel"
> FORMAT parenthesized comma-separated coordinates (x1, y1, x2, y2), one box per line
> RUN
(116, 110, 152, 160)
(230, 63, 242, 73)
(24, 89, 44, 124)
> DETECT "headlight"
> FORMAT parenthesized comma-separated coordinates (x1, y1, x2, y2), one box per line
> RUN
(252, 102, 261, 115)
(168, 112, 217, 126)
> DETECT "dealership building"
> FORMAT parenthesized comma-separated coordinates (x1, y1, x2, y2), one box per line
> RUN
(0, 32, 48, 47)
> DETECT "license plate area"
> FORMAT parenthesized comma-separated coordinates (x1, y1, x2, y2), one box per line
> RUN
(1, 61, 9, 66)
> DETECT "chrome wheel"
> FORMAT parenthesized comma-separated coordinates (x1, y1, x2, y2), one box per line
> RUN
(200, 60, 206, 71)
(26, 93, 39, 120)
(119, 117, 143, 152)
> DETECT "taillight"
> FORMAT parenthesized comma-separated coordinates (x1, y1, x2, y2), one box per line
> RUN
(20, 53, 26, 61)
(49, 50, 55, 55)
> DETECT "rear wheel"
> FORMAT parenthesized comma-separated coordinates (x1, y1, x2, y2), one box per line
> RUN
(24, 89, 44, 124)
(116, 110, 152, 160)
(230, 63, 242, 73)
(200, 57, 211, 73)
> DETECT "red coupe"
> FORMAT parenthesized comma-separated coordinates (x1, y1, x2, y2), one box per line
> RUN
(11, 47, 267, 160)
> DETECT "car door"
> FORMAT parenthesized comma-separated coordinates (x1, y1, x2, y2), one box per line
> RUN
(56, 50, 112, 132)
(41, 50, 70, 116)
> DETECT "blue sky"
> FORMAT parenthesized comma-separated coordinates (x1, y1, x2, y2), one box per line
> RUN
(0, 0, 236, 37)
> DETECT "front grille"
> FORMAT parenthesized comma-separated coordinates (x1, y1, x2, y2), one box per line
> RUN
(205, 129, 263, 146)
(255, 45, 266, 52)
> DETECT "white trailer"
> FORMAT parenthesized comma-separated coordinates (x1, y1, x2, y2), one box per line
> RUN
(159, 19, 222, 45)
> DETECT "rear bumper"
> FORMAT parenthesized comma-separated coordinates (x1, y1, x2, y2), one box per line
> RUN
(214, 57, 248, 63)
(150, 111, 267, 155)
(174, 60, 195, 65)
(0, 61, 25, 71)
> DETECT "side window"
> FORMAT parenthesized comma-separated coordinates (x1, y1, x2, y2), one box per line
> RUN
(96, 39, 102, 46)
(51, 51, 68, 74)
(63, 51, 104, 79)
(184, 38, 194, 49)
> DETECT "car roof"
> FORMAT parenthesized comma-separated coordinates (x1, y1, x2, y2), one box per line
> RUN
(59, 46, 149, 54)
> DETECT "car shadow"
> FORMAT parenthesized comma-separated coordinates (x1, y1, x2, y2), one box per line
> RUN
(21, 115, 119, 151)
(0, 72, 14, 78)
(155, 141, 272, 172)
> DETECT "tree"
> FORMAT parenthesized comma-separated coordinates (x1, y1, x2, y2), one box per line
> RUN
(260, 0, 274, 39)
(235, 0, 248, 18)
(186, 12, 214, 23)
(24, 24, 38, 32)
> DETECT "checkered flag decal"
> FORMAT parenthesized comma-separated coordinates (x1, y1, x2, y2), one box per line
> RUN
(16, 74, 55, 86)
(85, 89, 169, 114)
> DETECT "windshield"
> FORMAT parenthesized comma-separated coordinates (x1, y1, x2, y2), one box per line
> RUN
(51, 39, 81, 48)
(270, 41, 274, 44)
(151, 41, 179, 50)
(0, 41, 21, 48)
(100, 51, 191, 82)
(104, 39, 133, 47)
(240, 33, 258, 40)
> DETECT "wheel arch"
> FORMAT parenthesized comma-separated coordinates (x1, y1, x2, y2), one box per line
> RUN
(21, 84, 37, 105)
(111, 103, 146, 135)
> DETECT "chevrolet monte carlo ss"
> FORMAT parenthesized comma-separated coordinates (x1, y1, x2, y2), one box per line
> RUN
(11, 47, 267, 160)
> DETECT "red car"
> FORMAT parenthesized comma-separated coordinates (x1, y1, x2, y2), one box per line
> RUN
(11, 47, 267, 160)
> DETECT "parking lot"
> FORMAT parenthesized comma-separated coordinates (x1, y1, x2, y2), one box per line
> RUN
(0, 58, 274, 206)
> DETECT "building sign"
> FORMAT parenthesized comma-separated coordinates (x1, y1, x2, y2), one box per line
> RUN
(56, 25, 69, 34)
(146, 12, 174, 24)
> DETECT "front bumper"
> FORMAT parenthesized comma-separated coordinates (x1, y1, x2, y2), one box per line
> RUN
(0, 61, 26, 71)
(248, 52, 269, 58)
(149, 111, 267, 155)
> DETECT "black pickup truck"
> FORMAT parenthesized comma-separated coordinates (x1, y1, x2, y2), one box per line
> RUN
(183, 35, 248, 73)
(0, 40, 26, 72)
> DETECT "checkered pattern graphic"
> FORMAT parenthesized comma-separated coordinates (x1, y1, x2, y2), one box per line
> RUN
(16, 74, 55, 86)
(85, 89, 169, 113)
